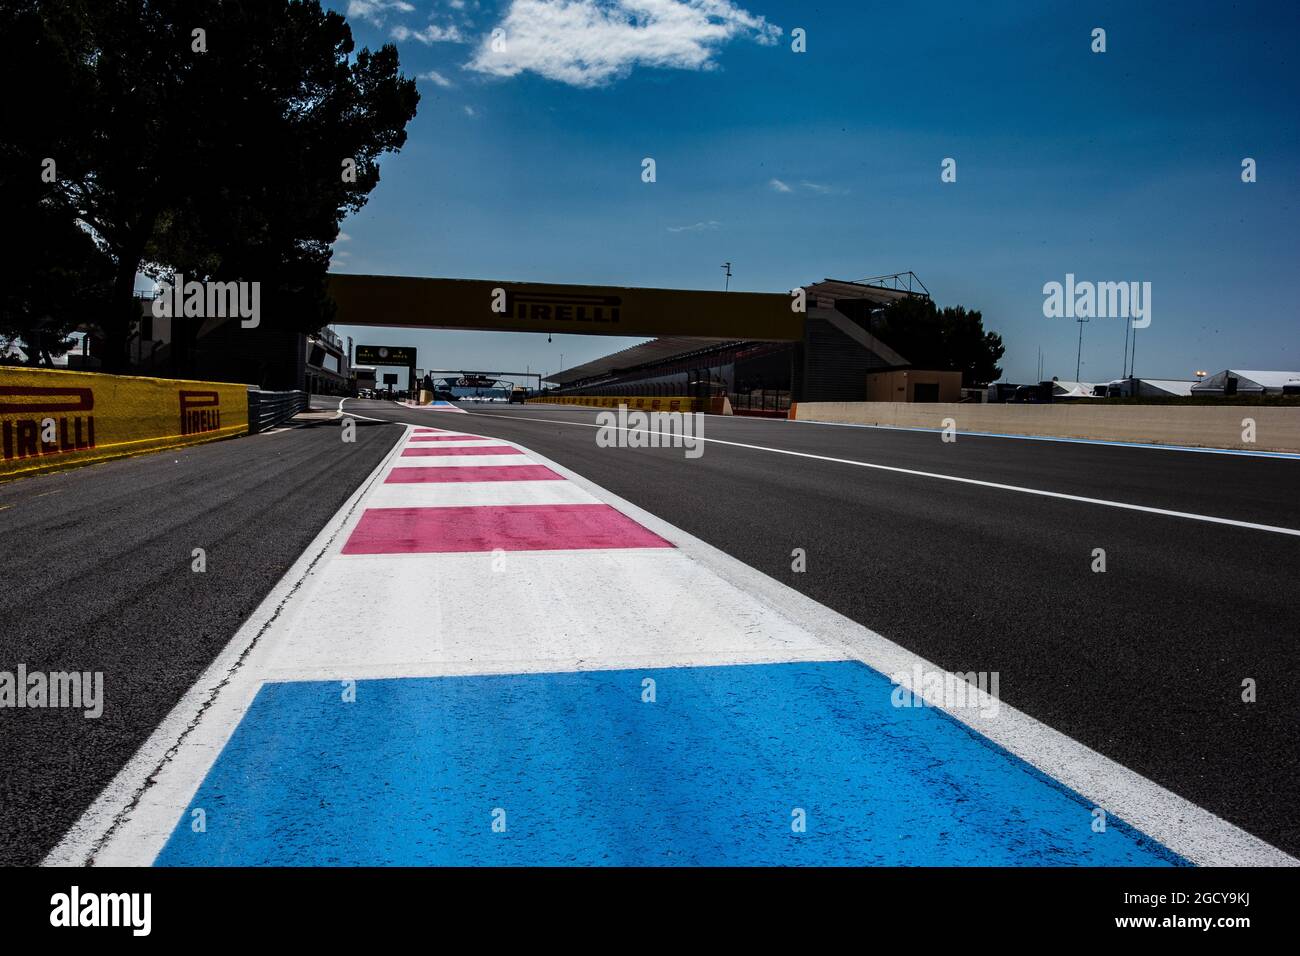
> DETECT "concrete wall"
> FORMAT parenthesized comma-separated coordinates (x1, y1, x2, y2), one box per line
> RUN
(791, 401, 1300, 452)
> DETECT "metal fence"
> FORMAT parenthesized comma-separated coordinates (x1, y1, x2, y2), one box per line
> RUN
(247, 389, 308, 434)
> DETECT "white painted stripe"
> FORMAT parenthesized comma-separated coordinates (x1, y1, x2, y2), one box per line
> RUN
(265, 549, 844, 680)
(366, 479, 594, 509)
(787, 417, 1300, 459)
(466, 412, 1300, 538)
(519, 402, 1300, 460)
(332, 398, 403, 424)
(389, 453, 533, 468)
(401, 439, 507, 448)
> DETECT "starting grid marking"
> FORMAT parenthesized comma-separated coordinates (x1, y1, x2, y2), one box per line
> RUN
(46, 423, 1296, 867)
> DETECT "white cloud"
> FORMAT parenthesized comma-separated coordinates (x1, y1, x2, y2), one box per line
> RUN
(335, 231, 352, 242)
(347, 0, 415, 27)
(464, 104, 477, 116)
(769, 178, 843, 195)
(420, 69, 455, 87)
(800, 180, 832, 194)
(667, 220, 721, 233)
(392, 23, 466, 43)
(467, 0, 782, 87)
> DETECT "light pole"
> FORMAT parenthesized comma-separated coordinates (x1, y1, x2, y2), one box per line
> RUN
(1075, 316, 1090, 382)
(721, 262, 732, 291)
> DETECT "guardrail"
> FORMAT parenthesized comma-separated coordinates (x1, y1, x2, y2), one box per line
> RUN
(247, 389, 308, 434)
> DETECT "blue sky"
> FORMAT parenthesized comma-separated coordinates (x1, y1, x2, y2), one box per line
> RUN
(326, 0, 1300, 384)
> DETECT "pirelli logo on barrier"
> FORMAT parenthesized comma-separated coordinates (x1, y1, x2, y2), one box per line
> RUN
(0, 385, 97, 463)
(0, 368, 249, 480)
(506, 290, 621, 325)
(179, 390, 223, 436)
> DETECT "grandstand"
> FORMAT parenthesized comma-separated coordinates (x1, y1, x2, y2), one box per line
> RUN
(543, 275, 927, 415)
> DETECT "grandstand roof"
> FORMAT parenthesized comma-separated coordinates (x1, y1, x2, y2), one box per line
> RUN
(546, 336, 739, 385)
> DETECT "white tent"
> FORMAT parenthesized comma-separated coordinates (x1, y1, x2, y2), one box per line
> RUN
(1049, 380, 1095, 399)
(1191, 370, 1300, 395)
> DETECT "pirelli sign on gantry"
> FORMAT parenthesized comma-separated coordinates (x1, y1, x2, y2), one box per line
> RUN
(326, 274, 804, 341)
(0, 367, 248, 480)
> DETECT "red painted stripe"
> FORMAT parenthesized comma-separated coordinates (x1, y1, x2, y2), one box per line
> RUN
(408, 434, 488, 442)
(385, 465, 564, 483)
(401, 445, 524, 457)
(413, 428, 448, 434)
(342, 504, 674, 554)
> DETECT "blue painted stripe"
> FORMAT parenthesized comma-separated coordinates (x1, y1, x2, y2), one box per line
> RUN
(788, 418, 1300, 459)
(156, 662, 1185, 866)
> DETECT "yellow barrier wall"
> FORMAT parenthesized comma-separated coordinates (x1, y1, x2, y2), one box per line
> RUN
(1, 367, 249, 480)
(528, 395, 714, 413)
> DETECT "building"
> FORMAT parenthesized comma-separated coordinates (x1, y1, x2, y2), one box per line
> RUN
(866, 369, 963, 403)
(305, 327, 351, 395)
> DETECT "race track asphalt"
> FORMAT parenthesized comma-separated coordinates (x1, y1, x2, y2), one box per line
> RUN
(5, 394, 1296, 864)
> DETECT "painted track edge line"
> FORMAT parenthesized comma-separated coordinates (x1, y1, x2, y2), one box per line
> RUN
(42, 423, 413, 866)
(498, 439, 1297, 868)
(790, 417, 1300, 459)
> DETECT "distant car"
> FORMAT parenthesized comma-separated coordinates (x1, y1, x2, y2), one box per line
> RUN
(509, 387, 527, 404)
(1010, 384, 1051, 404)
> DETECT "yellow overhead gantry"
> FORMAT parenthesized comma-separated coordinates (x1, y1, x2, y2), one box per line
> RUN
(325, 274, 803, 341)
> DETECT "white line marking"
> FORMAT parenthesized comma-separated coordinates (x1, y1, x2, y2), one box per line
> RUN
(785, 417, 1300, 459)
(329, 398, 402, 424)
(519, 402, 1300, 459)
(464, 411, 1300, 538)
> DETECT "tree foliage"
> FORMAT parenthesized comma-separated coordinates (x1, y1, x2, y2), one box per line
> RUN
(872, 297, 1006, 387)
(1, 0, 419, 369)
